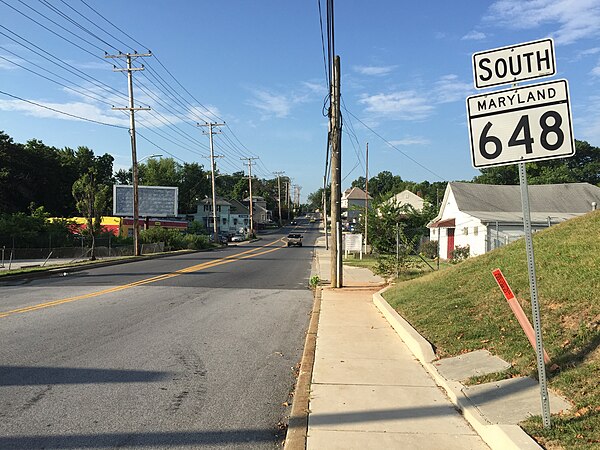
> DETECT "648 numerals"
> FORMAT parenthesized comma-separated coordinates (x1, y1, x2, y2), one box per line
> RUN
(479, 111, 564, 160)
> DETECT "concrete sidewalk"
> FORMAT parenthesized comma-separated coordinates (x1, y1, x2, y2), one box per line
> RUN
(294, 236, 569, 449)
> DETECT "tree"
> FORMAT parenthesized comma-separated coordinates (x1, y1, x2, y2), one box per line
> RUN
(307, 186, 330, 211)
(72, 169, 109, 260)
(473, 139, 600, 186)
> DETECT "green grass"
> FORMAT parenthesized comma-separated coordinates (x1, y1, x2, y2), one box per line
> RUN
(382, 210, 600, 449)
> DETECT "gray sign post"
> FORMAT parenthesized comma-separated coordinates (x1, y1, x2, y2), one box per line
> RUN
(518, 161, 551, 427)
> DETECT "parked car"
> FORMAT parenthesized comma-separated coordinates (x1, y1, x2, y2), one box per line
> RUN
(231, 234, 245, 242)
(286, 233, 303, 247)
(209, 234, 228, 245)
(290, 220, 297, 225)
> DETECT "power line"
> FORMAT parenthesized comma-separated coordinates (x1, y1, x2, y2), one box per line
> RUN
(0, 89, 128, 128)
(341, 103, 447, 182)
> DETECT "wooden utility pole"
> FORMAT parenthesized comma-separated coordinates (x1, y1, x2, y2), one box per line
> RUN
(241, 157, 259, 234)
(199, 122, 225, 243)
(330, 55, 342, 287)
(365, 142, 369, 254)
(106, 51, 151, 256)
(323, 175, 328, 250)
(273, 171, 285, 226)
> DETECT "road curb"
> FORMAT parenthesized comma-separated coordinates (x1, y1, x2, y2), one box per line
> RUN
(284, 286, 321, 450)
(372, 287, 543, 450)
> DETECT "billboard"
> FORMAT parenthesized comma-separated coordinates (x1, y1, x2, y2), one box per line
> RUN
(113, 185, 178, 217)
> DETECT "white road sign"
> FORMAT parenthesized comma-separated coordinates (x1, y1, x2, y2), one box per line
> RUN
(473, 39, 555, 89)
(466, 79, 575, 168)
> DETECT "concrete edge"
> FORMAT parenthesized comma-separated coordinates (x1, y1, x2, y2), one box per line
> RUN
(372, 287, 542, 450)
(284, 286, 321, 450)
(372, 290, 437, 364)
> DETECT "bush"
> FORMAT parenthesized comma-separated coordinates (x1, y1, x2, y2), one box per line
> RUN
(450, 244, 470, 263)
(184, 234, 210, 250)
(140, 227, 185, 250)
(420, 240, 438, 259)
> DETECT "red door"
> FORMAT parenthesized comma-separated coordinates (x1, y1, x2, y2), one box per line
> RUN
(447, 228, 455, 259)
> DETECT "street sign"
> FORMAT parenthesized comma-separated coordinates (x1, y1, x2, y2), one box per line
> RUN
(466, 79, 575, 169)
(113, 185, 178, 217)
(473, 39, 555, 89)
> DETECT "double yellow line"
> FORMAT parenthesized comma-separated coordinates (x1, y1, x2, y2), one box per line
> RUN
(0, 239, 286, 319)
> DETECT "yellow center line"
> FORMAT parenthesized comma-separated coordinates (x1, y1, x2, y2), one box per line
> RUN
(0, 239, 286, 319)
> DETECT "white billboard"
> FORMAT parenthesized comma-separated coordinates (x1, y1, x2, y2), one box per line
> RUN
(113, 185, 178, 217)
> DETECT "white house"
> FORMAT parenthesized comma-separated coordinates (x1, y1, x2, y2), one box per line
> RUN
(194, 197, 250, 235)
(341, 187, 373, 221)
(384, 189, 427, 212)
(428, 182, 600, 259)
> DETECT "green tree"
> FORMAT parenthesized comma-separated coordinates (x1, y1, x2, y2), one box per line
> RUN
(473, 139, 600, 186)
(72, 169, 110, 260)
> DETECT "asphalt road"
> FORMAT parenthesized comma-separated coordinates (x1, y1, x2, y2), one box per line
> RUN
(0, 219, 320, 449)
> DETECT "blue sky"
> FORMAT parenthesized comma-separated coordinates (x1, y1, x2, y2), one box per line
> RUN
(2, 0, 600, 203)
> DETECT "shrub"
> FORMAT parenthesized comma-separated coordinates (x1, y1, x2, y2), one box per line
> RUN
(140, 227, 185, 250)
(450, 244, 470, 263)
(420, 240, 438, 259)
(184, 234, 210, 250)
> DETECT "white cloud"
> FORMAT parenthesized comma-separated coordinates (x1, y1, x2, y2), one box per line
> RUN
(247, 89, 291, 118)
(359, 91, 433, 120)
(187, 104, 223, 123)
(591, 62, 600, 77)
(484, 0, 600, 45)
(0, 98, 130, 127)
(461, 30, 487, 41)
(389, 137, 430, 146)
(302, 81, 328, 96)
(434, 74, 474, 103)
(353, 65, 397, 76)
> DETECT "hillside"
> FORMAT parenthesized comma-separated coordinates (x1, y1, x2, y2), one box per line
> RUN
(383, 210, 600, 449)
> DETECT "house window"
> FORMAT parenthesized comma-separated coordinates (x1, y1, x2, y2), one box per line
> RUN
(473, 226, 478, 236)
(463, 227, 468, 236)
(222, 218, 227, 225)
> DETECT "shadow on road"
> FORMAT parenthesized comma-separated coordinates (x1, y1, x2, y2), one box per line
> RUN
(0, 366, 172, 386)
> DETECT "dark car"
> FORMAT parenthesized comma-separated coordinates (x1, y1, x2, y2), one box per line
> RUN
(290, 220, 297, 226)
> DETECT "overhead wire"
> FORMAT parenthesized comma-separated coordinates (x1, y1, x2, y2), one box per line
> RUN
(0, 89, 128, 128)
(1, 0, 269, 183)
(341, 105, 447, 182)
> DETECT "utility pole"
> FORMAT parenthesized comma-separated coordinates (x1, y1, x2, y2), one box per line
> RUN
(323, 175, 328, 250)
(106, 51, 151, 257)
(241, 157, 259, 234)
(199, 122, 225, 243)
(330, 55, 342, 288)
(287, 178, 293, 220)
(365, 142, 369, 254)
(273, 171, 285, 226)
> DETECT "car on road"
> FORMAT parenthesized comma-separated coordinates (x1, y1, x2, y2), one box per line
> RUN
(286, 233, 303, 247)
(290, 220, 297, 226)
(231, 234, 245, 242)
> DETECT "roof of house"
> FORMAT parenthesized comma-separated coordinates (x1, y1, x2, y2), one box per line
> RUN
(431, 182, 600, 225)
(199, 197, 231, 206)
(228, 199, 249, 215)
(342, 187, 373, 200)
(451, 182, 600, 213)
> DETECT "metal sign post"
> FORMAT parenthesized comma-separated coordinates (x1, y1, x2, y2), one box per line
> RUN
(518, 162, 552, 427)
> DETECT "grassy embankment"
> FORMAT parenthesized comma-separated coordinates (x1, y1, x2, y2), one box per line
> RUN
(381, 211, 600, 449)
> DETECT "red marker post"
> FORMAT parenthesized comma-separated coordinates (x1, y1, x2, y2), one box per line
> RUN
(492, 269, 550, 364)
